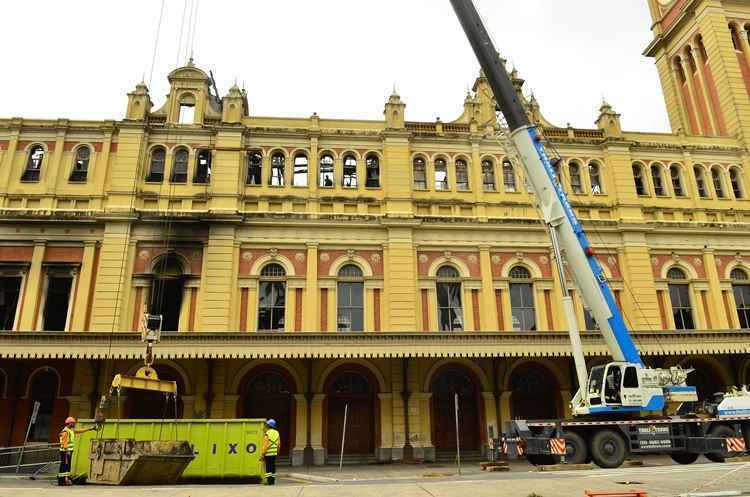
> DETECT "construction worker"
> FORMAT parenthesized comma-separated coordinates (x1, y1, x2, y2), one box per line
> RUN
(261, 419, 281, 485)
(57, 416, 95, 486)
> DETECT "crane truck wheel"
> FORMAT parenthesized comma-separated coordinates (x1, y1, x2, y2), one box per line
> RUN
(669, 453, 699, 465)
(590, 429, 627, 469)
(706, 425, 735, 463)
(564, 431, 589, 465)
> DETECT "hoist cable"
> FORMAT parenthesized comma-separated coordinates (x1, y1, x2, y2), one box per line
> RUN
(148, 0, 166, 88)
(188, 0, 200, 59)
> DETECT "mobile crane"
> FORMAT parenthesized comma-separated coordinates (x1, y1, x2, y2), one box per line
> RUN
(449, 0, 750, 468)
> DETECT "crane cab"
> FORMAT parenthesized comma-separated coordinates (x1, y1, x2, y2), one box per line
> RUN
(581, 362, 672, 415)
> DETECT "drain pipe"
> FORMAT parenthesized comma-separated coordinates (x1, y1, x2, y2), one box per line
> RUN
(401, 357, 413, 460)
(204, 359, 214, 418)
(303, 358, 314, 466)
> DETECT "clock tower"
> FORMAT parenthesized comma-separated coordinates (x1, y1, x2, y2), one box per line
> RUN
(644, 0, 750, 144)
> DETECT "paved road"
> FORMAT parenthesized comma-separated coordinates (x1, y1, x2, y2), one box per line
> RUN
(1, 460, 749, 497)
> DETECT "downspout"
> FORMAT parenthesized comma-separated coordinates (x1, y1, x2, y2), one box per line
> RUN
(401, 357, 413, 460)
(204, 359, 214, 418)
(303, 358, 314, 466)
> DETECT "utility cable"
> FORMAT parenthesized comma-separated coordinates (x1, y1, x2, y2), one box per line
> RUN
(175, 0, 189, 67)
(188, 0, 200, 59)
(148, 0, 166, 88)
(184, 0, 195, 63)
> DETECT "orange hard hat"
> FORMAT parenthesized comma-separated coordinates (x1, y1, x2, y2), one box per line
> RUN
(65, 416, 76, 425)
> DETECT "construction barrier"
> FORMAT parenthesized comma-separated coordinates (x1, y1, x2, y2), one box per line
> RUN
(72, 419, 265, 482)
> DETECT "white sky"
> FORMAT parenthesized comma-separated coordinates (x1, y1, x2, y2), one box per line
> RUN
(0, 1, 671, 133)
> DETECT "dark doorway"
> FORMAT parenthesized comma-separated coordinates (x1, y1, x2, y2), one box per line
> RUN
(0, 277, 22, 330)
(125, 365, 184, 419)
(326, 370, 375, 456)
(684, 361, 722, 401)
(42, 276, 73, 331)
(242, 369, 294, 456)
(431, 367, 480, 451)
(149, 255, 185, 332)
(510, 364, 559, 420)
(29, 369, 59, 442)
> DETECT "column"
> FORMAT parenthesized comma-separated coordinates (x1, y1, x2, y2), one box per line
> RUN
(479, 246, 498, 330)
(691, 47, 721, 135)
(498, 281, 513, 331)
(45, 124, 67, 195)
(310, 394, 326, 465)
(384, 225, 418, 330)
(481, 391, 498, 457)
(198, 225, 237, 331)
(415, 392, 435, 462)
(18, 241, 45, 331)
(292, 394, 308, 466)
(617, 236, 661, 330)
(70, 241, 97, 331)
(678, 57, 706, 135)
(560, 390, 572, 418)
(303, 243, 318, 331)
(90, 222, 133, 331)
(703, 249, 730, 328)
(0, 119, 21, 194)
(377, 392, 394, 463)
(739, 27, 750, 87)
(499, 391, 512, 431)
(222, 395, 240, 420)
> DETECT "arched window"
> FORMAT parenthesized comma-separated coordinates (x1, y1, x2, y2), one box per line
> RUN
(632, 164, 647, 195)
(337, 264, 364, 332)
(258, 263, 286, 331)
(149, 255, 185, 332)
(29, 369, 59, 442)
(193, 149, 211, 184)
(670, 164, 685, 197)
(22, 145, 45, 182)
(434, 158, 449, 191)
(319, 154, 335, 187)
(246, 151, 262, 185)
(589, 162, 602, 194)
(293, 154, 308, 187)
(569, 161, 583, 194)
(436, 265, 463, 331)
(270, 153, 285, 186)
(730, 167, 744, 199)
(178, 94, 196, 124)
(502, 159, 516, 192)
(455, 159, 470, 191)
(694, 165, 709, 198)
(651, 164, 666, 196)
(667, 267, 694, 330)
(343, 155, 357, 188)
(481, 159, 496, 191)
(365, 154, 380, 188)
(551, 158, 562, 187)
(509, 266, 535, 331)
(711, 166, 726, 198)
(69, 146, 90, 182)
(731, 267, 750, 329)
(413, 157, 427, 189)
(146, 147, 166, 182)
(170, 148, 189, 183)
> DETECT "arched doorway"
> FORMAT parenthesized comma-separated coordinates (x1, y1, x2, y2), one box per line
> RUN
(509, 363, 559, 419)
(682, 359, 724, 401)
(325, 367, 376, 457)
(431, 366, 481, 452)
(241, 367, 295, 456)
(125, 365, 185, 419)
(28, 368, 60, 442)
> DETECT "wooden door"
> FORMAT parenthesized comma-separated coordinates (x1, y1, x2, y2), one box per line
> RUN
(244, 371, 292, 455)
(326, 372, 375, 455)
(432, 369, 479, 451)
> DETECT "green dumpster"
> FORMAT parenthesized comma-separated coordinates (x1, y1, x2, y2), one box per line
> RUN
(72, 419, 265, 482)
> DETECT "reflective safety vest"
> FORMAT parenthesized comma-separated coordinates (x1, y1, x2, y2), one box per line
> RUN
(59, 427, 75, 452)
(264, 428, 280, 456)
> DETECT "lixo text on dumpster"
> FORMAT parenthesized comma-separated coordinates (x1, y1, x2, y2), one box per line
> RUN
(190, 442, 258, 455)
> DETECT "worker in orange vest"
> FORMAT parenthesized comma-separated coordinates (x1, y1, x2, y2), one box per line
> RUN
(58, 417, 95, 486)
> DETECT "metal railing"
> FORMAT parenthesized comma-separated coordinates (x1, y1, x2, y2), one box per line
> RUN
(0, 443, 59, 475)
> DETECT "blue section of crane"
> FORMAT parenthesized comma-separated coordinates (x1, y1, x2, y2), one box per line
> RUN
(527, 127, 644, 366)
(588, 395, 666, 414)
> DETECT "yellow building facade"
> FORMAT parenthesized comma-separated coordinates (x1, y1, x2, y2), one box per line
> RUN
(0, 0, 749, 465)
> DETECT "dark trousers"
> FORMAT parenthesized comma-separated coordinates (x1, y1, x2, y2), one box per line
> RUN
(57, 451, 72, 485)
(264, 455, 276, 485)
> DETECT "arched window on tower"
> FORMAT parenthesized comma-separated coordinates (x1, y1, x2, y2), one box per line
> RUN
(22, 145, 45, 182)
(69, 146, 90, 182)
(455, 159, 470, 191)
(569, 161, 583, 194)
(270, 153, 285, 186)
(258, 264, 286, 331)
(436, 265, 463, 331)
(146, 147, 166, 182)
(365, 154, 380, 188)
(343, 155, 358, 188)
(667, 267, 694, 330)
(589, 162, 602, 194)
(482, 159, 496, 191)
(729, 167, 744, 199)
(337, 264, 364, 332)
(246, 151, 262, 185)
(651, 164, 666, 196)
(694, 165, 709, 198)
(670, 164, 685, 197)
(434, 158, 449, 191)
(509, 266, 535, 331)
(319, 154, 335, 187)
(632, 163, 647, 196)
(711, 166, 726, 198)
(502, 159, 516, 192)
(413, 157, 427, 190)
(731, 267, 750, 329)
(170, 148, 189, 183)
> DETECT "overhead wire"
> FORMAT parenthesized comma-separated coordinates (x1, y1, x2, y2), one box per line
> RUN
(175, 0, 189, 67)
(148, 0, 166, 88)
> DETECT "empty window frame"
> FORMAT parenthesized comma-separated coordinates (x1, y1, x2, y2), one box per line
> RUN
(178, 95, 196, 125)
(632, 164, 647, 195)
(270, 153, 285, 186)
(436, 265, 463, 331)
(651, 164, 666, 196)
(503, 159, 517, 192)
(246, 151, 263, 185)
(69, 146, 90, 182)
(293, 154, 308, 187)
(22, 145, 44, 182)
(193, 149, 211, 184)
(455, 159, 470, 191)
(670, 164, 685, 197)
(0, 275, 22, 331)
(711, 166, 726, 198)
(730, 167, 744, 199)
(413, 157, 427, 190)
(319, 154, 335, 187)
(337, 264, 364, 332)
(731, 267, 750, 329)
(170, 148, 189, 183)
(589, 162, 602, 194)
(583, 307, 599, 331)
(694, 165, 709, 198)
(41, 271, 74, 331)
(365, 154, 380, 188)
(509, 265, 535, 331)
(482, 159, 496, 191)
(343, 155, 358, 188)
(434, 158, 449, 191)
(667, 267, 694, 330)
(569, 162, 583, 194)
(146, 147, 166, 182)
(258, 264, 286, 331)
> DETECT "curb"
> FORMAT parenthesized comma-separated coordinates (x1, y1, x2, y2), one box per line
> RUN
(283, 472, 341, 483)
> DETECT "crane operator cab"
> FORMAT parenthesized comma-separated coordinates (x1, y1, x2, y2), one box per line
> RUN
(581, 362, 698, 415)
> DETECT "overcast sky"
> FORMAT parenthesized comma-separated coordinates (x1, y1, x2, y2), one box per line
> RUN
(0, 1, 671, 132)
